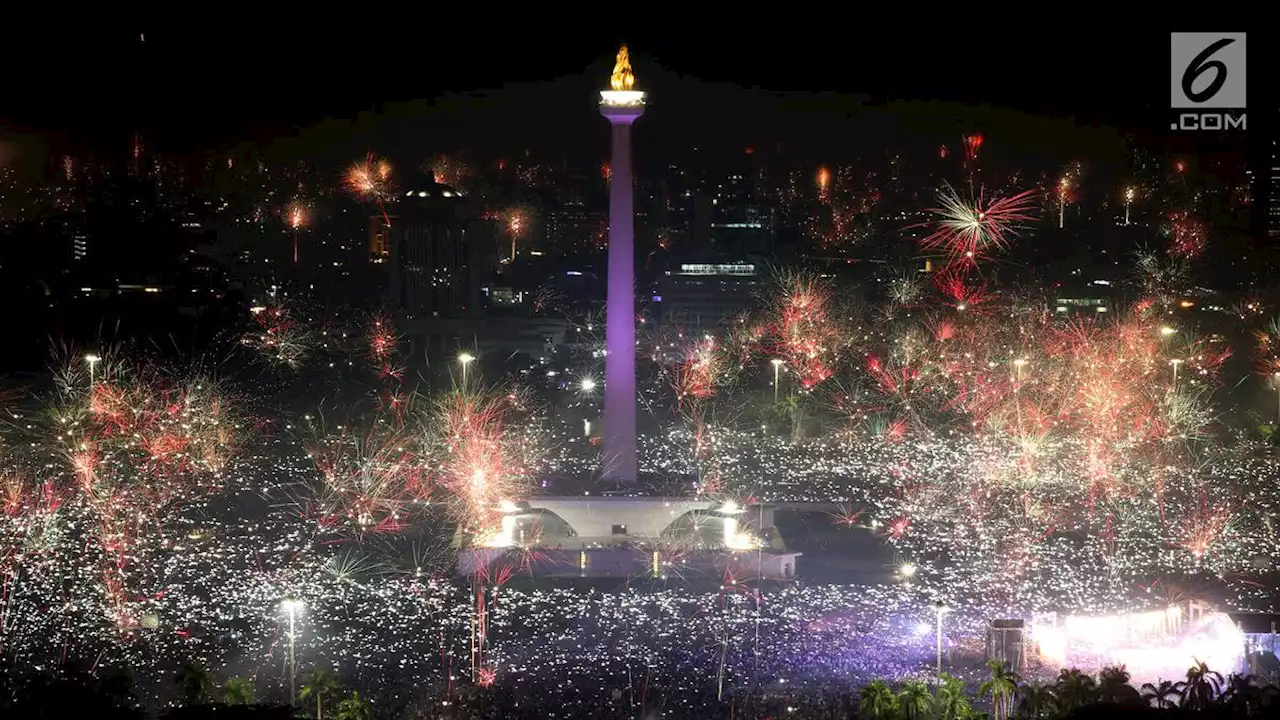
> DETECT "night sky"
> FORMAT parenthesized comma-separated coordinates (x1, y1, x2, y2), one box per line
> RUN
(3, 28, 1271, 163)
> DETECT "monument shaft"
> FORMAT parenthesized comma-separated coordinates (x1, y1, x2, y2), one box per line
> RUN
(603, 115, 638, 483)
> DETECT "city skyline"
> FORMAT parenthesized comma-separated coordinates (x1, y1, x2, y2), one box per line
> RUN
(9, 31, 1267, 153)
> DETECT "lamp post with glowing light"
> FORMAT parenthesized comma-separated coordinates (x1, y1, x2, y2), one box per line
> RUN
(85, 353, 101, 386)
(771, 359, 784, 403)
(1012, 358, 1028, 434)
(281, 598, 304, 705)
(599, 45, 644, 484)
(581, 378, 597, 437)
(458, 352, 475, 387)
(1273, 371, 1280, 423)
(934, 601, 950, 682)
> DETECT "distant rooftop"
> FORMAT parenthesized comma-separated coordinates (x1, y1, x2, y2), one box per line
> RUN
(388, 181, 468, 221)
(400, 181, 464, 200)
(671, 263, 756, 277)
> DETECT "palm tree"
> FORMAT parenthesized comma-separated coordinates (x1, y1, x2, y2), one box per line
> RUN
(1223, 673, 1263, 716)
(1140, 679, 1182, 709)
(1181, 659, 1224, 710)
(778, 392, 807, 440)
(1097, 664, 1142, 705)
(978, 660, 1020, 720)
(859, 679, 900, 720)
(898, 680, 933, 720)
(174, 661, 215, 706)
(223, 676, 255, 705)
(933, 673, 972, 720)
(1053, 668, 1098, 711)
(332, 691, 373, 720)
(300, 668, 344, 720)
(95, 670, 137, 710)
(1016, 682, 1057, 719)
(1262, 683, 1280, 711)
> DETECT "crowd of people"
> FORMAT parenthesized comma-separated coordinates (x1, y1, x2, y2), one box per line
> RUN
(3, 429, 1278, 714)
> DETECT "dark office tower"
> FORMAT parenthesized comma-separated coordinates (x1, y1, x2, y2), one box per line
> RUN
(692, 192, 713, 253)
(369, 218, 390, 262)
(385, 181, 485, 320)
(1270, 139, 1280, 238)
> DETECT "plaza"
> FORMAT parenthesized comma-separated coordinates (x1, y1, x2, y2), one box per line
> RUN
(459, 497, 801, 580)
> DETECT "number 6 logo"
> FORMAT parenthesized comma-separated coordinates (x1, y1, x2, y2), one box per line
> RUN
(1182, 38, 1235, 104)
(1171, 33, 1246, 109)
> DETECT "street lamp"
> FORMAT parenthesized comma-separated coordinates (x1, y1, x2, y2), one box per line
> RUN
(281, 598, 304, 705)
(934, 601, 951, 682)
(85, 354, 101, 385)
(1272, 371, 1280, 423)
(458, 353, 475, 386)
(770, 359, 784, 403)
(1012, 359, 1028, 432)
(1169, 358, 1184, 392)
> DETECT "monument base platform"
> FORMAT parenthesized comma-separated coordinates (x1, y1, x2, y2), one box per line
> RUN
(458, 547, 800, 581)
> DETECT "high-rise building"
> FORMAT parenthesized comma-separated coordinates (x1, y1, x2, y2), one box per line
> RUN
(599, 46, 645, 485)
(369, 218, 390, 263)
(657, 262, 761, 335)
(383, 181, 483, 322)
(1269, 140, 1280, 237)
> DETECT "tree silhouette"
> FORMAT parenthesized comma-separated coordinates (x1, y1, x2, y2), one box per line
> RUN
(300, 668, 344, 720)
(1222, 673, 1264, 716)
(96, 669, 139, 711)
(175, 661, 215, 706)
(1054, 667, 1099, 712)
(1181, 658, 1224, 710)
(858, 679, 899, 719)
(7, 663, 143, 720)
(897, 680, 932, 720)
(1140, 679, 1182, 709)
(978, 660, 1020, 720)
(1097, 664, 1143, 706)
(332, 691, 373, 720)
(1017, 682, 1057, 718)
(933, 673, 973, 720)
(223, 676, 256, 705)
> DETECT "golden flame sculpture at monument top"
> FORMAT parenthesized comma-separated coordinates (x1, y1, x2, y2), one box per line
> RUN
(611, 45, 635, 91)
(601, 45, 644, 107)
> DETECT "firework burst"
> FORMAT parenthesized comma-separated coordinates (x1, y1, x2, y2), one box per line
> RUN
(918, 184, 1037, 269)
(345, 154, 394, 227)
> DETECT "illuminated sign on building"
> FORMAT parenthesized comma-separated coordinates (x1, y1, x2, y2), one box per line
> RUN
(676, 264, 756, 277)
